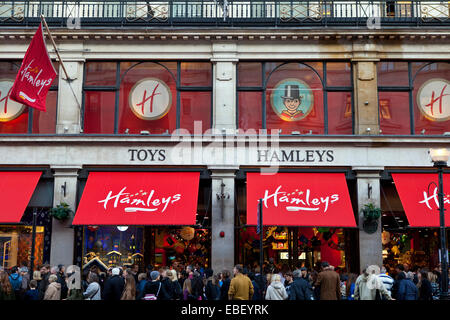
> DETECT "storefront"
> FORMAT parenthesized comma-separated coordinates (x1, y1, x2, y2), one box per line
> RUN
(73, 169, 212, 271)
(0, 171, 53, 270)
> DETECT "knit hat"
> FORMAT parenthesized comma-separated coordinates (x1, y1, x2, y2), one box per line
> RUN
(111, 268, 120, 276)
(150, 271, 160, 281)
(19, 266, 28, 273)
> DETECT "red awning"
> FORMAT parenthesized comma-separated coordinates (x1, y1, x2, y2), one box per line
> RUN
(247, 173, 356, 227)
(0, 171, 42, 223)
(392, 173, 450, 227)
(73, 172, 200, 226)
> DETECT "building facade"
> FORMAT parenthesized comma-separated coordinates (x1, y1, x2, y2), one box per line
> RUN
(0, 1, 449, 275)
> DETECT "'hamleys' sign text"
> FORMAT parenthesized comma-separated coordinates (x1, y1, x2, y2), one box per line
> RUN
(261, 185, 340, 213)
(98, 187, 181, 213)
(419, 187, 450, 210)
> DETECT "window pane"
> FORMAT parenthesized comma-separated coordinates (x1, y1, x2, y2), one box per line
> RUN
(180, 62, 211, 87)
(119, 62, 177, 134)
(32, 90, 57, 134)
(326, 62, 351, 87)
(266, 63, 324, 134)
(180, 91, 211, 133)
(377, 62, 409, 87)
(83, 91, 115, 134)
(238, 63, 262, 87)
(379, 92, 410, 135)
(85, 62, 117, 86)
(0, 109, 29, 134)
(413, 63, 450, 135)
(238, 91, 262, 131)
(327, 92, 353, 134)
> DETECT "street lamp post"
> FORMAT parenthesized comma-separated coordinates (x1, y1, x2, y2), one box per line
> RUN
(430, 148, 449, 300)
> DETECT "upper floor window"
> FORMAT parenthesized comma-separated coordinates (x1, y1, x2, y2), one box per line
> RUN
(237, 61, 353, 135)
(377, 61, 450, 135)
(0, 61, 58, 134)
(82, 61, 212, 134)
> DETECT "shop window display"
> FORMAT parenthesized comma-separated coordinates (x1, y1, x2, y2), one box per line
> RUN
(83, 61, 212, 134)
(237, 61, 353, 135)
(0, 61, 58, 134)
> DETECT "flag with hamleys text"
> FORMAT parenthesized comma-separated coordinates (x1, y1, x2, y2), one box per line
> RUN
(9, 23, 57, 111)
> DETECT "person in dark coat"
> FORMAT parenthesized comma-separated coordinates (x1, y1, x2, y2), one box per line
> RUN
(57, 265, 68, 300)
(204, 269, 220, 300)
(248, 272, 262, 301)
(159, 269, 173, 300)
(144, 271, 169, 300)
(102, 268, 125, 301)
(418, 270, 433, 301)
(397, 272, 418, 300)
(289, 269, 313, 300)
(220, 270, 231, 300)
(38, 265, 50, 300)
(191, 271, 204, 300)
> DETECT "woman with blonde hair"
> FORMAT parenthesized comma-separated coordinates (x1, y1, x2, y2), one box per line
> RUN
(44, 274, 61, 300)
(167, 269, 182, 300)
(121, 273, 136, 300)
(265, 274, 288, 300)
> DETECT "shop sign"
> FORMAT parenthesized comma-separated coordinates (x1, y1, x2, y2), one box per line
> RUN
(0, 80, 25, 122)
(272, 242, 288, 250)
(247, 173, 356, 227)
(257, 149, 334, 163)
(392, 173, 450, 227)
(417, 78, 450, 122)
(73, 172, 199, 225)
(128, 149, 166, 162)
(129, 78, 172, 120)
(270, 78, 314, 121)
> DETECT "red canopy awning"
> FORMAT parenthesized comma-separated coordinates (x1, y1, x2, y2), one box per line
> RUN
(246, 172, 356, 227)
(0, 171, 42, 223)
(73, 172, 200, 226)
(392, 173, 450, 227)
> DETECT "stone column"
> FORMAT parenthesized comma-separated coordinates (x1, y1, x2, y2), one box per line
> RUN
(211, 42, 238, 132)
(352, 58, 380, 135)
(49, 165, 81, 266)
(56, 52, 84, 134)
(209, 167, 238, 273)
(354, 168, 383, 272)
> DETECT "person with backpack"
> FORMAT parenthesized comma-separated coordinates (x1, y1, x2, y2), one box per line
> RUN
(143, 271, 168, 300)
(83, 272, 101, 300)
(8, 266, 22, 299)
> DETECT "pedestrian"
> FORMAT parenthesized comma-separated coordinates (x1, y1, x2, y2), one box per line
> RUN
(102, 267, 125, 301)
(248, 272, 262, 301)
(204, 269, 219, 300)
(315, 262, 341, 300)
(354, 265, 393, 300)
(378, 266, 394, 298)
(191, 271, 205, 300)
(130, 264, 139, 285)
(428, 271, 440, 300)
(284, 272, 294, 299)
(167, 269, 182, 300)
(289, 269, 313, 300)
(0, 270, 15, 300)
(396, 271, 418, 300)
(345, 273, 358, 300)
(265, 274, 288, 300)
(8, 266, 22, 298)
(143, 270, 168, 300)
(418, 270, 433, 300)
(19, 266, 30, 299)
(220, 270, 231, 300)
(83, 272, 101, 300)
(24, 279, 39, 300)
(43, 274, 61, 300)
(228, 264, 254, 300)
(136, 273, 148, 300)
(254, 266, 267, 300)
(38, 264, 50, 300)
(159, 268, 173, 300)
(182, 274, 195, 300)
(56, 264, 68, 299)
(121, 273, 136, 300)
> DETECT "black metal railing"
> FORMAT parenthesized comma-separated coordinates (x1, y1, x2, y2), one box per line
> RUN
(0, 1, 449, 28)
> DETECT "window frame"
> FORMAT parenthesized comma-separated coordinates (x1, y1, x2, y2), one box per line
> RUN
(236, 61, 354, 135)
(81, 61, 213, 135)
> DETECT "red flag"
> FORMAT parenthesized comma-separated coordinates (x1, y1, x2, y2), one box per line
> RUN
(9, 22, 57, 111)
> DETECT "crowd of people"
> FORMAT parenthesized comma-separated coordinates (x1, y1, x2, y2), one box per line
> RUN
(0, 260, 448, 301)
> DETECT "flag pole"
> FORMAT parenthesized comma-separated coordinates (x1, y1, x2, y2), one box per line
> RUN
(40, 15, 82, 110)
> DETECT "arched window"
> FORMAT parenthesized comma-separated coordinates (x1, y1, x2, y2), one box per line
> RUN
(237, 61, 353, 135)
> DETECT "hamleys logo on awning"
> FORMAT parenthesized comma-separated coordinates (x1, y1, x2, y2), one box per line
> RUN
(261, 185, 340, 213)
(98, 187, 181, 213)
(419, 187, 450, 210)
